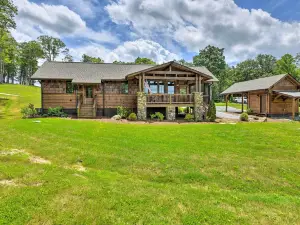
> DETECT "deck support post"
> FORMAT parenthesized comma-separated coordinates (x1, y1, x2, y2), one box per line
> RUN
(292, 97, 295, 120)
(166, 106, 176, 121)
(225, 94, 229, 112)
(193, 92, 203, 122)
(241, 93, 244, 113)
(137, 92, 147, 120)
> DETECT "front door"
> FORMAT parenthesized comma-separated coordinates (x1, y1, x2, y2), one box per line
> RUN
(86, 86, 93, 98)
(260, 95, 267, 114)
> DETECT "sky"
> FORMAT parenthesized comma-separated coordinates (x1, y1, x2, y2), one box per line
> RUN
(11, 0, 300, 65)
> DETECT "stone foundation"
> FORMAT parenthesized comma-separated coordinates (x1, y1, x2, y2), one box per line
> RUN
(137, 92, 147, 120)
(166, 106, 176, 121)
(194, 92, 204, 122)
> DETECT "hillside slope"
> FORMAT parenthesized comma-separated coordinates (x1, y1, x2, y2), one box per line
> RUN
(0, 84, 40, 119)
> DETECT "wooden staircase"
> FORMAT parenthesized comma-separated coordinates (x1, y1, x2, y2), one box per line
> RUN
(77, 96, 97, 118)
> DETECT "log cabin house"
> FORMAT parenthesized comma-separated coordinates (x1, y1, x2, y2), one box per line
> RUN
(31, 61, 218, 120)
(222, 74, 300, 119)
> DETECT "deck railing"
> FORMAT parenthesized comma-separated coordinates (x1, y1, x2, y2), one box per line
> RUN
(146, 94, 194, 104)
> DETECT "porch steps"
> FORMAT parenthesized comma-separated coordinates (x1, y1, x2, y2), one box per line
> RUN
(79, 103, 95, 118)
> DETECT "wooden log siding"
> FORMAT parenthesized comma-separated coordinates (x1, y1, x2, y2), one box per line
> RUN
(43, 94, 76, 109)
(96, 94, 136, 108)
(42, 80, 67, 94)
(271, 98, 299, 114)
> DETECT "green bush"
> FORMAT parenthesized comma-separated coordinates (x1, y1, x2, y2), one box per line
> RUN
(128, 113, 137, 121)
(240, 112, 249, 121)
(117, 106, 130, 119)
(21, 103, 37, 119)
(207, 101, 216, 122)
(150, 112, 165, 121)
(47, 107, 67, 117)
(247, 108, 253, 114)
(184, 113, 194, 122)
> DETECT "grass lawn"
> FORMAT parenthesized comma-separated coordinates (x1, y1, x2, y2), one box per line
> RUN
(0, 84, 40, 119)
(0, 119, 300, 224)
(216, 102, 247, 111)
(0, 84, 300, 224)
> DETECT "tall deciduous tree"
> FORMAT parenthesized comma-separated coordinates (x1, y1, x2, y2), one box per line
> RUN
(38, 35, 66, 61)
(62, 48, 73, 62)
(0, 0, 18, 31)
(276, 54, 298, 78)
(135, 57, 156, 65)
(18, 41, 44, 85)
(256, 54, 277, 76)
(193, 45, 226, 78)
(82, 54, 104, 63)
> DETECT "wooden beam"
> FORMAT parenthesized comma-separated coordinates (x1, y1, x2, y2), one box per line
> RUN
(146, 71, 194, 75)
(142, 73, 145, 91)
(144, 76, 196, 81)
(241, 93, 244, 113)
(226, 94, 229, 112)
(199, 76, 202, 93)
(195, 75, 198, 92)
(292, 97, 295, 120)
(139, 74, 141, 92)
(273, 94, 283, 101)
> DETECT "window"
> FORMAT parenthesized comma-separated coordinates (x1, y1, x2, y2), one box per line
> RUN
(66, 81, 74, 94)
(121, 82, 128, 94)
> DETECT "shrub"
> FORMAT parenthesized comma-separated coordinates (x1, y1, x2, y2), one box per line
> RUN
(207, 101, 216, 122)
(47, 107, 67, 117)
(247, 108, 253, 114)
(150, 112, 165, 121)
(128, 113, 137, 121)
(117, 106, 130, 119)
(240, 112, 249, 121)
(21, 103, 37, 119)
(184, 113, 194, 122)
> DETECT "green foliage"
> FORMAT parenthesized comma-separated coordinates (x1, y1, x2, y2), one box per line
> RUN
(62, 48, 73, 62)
(207, 101, 216, 122)
(127, 112, 137, 121)
(150, 112, 164, 121)
(184, 113, 194, 122)
(38, 35, 66, 61)
(176, 59, 194, 67)
(246, 108, 254, 114)
(0, 0, 18, 31)
(47, 106, 67, 117)
(20, 103, 37, 118)
(240, 112, 249, 121)
(135, 57, 156, 65)
(276, 54, 299, 78)
(117, 106, 130, 119)
(82, 54, 104, 63)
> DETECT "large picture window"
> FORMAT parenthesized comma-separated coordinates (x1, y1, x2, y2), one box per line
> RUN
(66, 81, 74, 94)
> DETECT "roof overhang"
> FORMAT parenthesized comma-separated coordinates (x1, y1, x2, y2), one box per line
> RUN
(125, 61, 213, 80)
(273, 91, 300, 98)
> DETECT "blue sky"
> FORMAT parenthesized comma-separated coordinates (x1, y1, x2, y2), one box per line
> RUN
(12, 0, 300, 64)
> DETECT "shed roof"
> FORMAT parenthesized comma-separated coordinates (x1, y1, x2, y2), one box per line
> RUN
(274, 91, 300, 98)
(31, 61, 218, 83)
(221, 74, 288, 95)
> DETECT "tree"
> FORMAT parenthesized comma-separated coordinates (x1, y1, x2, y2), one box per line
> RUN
(235, 59, 261, 82)
(38, 35, 66, 61)
(256, 54, 277, 76)
(0, 0, 18, 31)
(193, 45, 226, 78)
(176, 59, 194, 66)
(62, 48, 73, 62)
(134, 57, 155, 65)
(276, 54, 298, 78)
(82, 54, 104, 63)
(18, 41, 44, 85)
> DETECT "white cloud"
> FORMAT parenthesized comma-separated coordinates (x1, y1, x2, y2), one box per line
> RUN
(12, 0, 118, 44)
(68, 39, 179, 64)
(106, 0, 300, 63)
(107, 39, 180, 63)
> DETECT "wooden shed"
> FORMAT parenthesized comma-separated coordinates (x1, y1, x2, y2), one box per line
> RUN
(222, 74, 300, 119)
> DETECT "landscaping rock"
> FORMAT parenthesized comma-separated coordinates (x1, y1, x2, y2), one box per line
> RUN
(111, 115, 121, 120)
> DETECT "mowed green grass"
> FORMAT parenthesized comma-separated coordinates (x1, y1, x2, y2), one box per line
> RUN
(0, 84, 40, 119)
(0, 119, 300, 224)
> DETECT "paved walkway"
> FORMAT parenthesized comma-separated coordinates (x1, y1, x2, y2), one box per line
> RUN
(216, 106, 241, 120)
